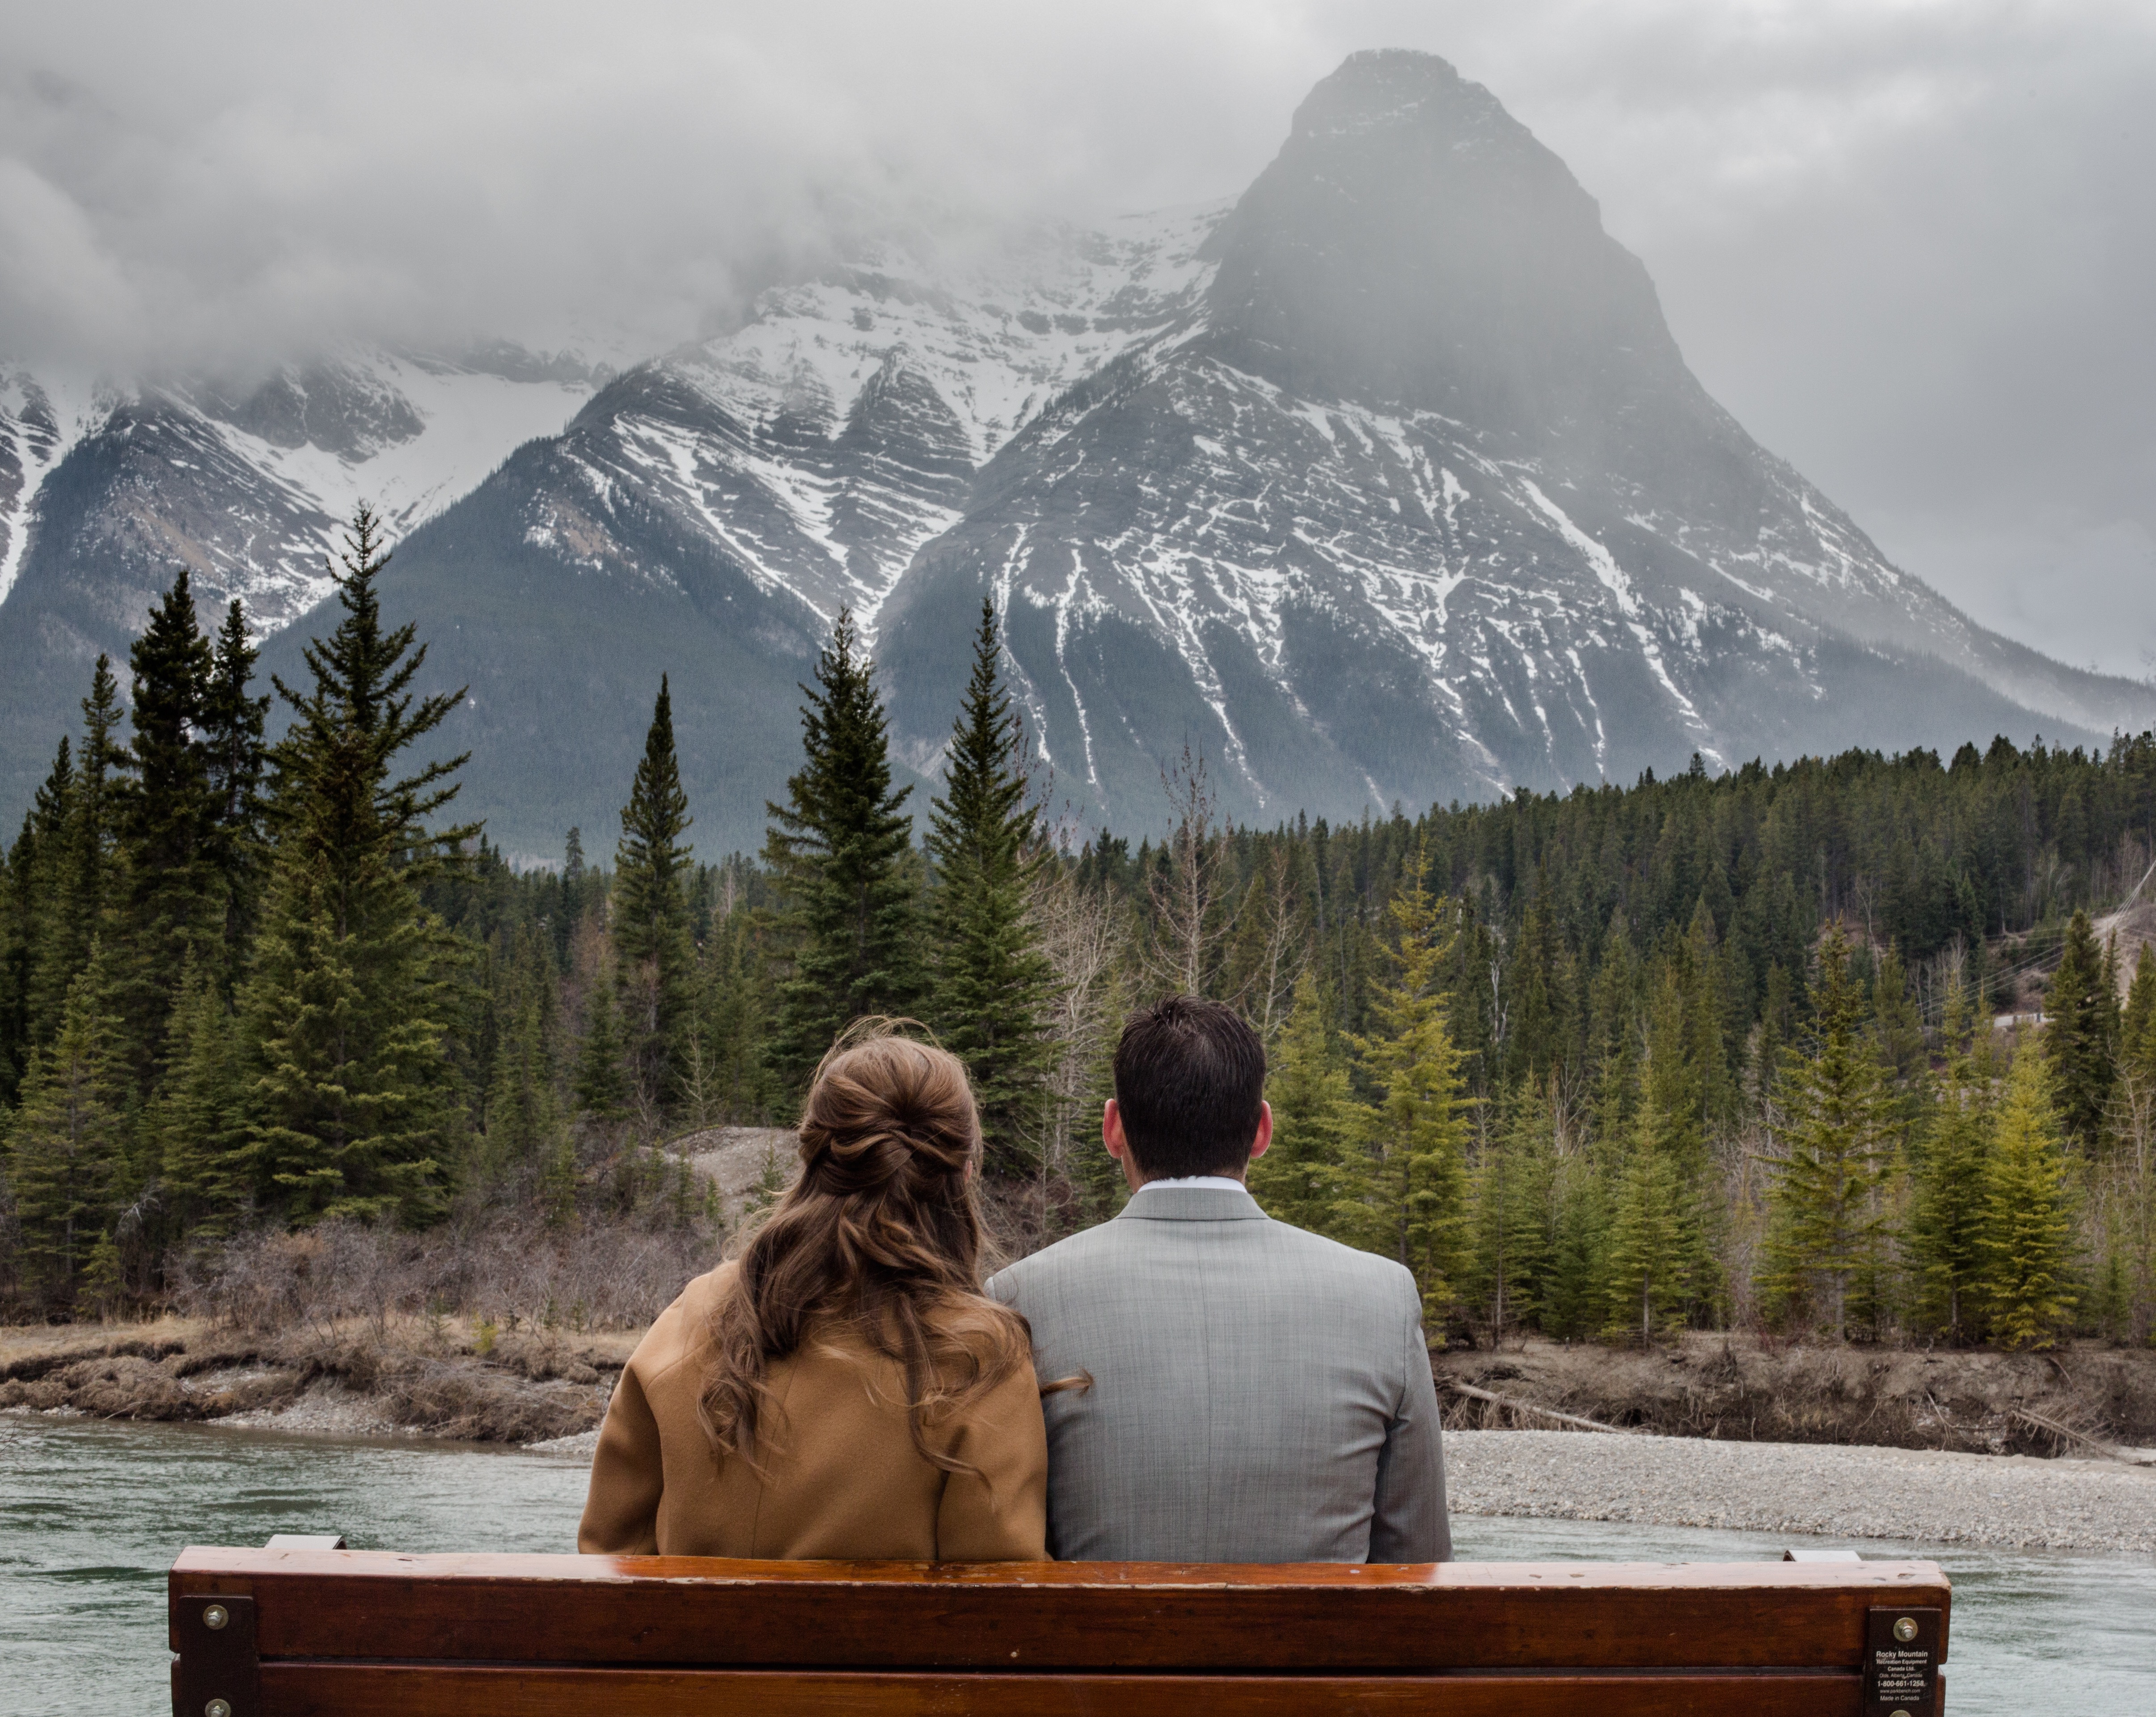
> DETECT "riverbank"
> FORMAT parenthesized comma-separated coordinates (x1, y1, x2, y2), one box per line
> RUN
(0, 1314, 630, 1443)
(11, 1313, 2156, 1472)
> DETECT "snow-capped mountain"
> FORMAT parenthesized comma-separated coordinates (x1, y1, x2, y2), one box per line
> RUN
(512, 208, 1222, 631)
(876, 50, 2156, 822)
(7, 50, 2152, 859)
(0, 344, 610, 818)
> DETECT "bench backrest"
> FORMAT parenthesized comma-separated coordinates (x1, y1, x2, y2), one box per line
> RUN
(170, 1548, 1949, 1716)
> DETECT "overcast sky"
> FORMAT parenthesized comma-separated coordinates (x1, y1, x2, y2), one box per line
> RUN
(3, 0, 2152, 676)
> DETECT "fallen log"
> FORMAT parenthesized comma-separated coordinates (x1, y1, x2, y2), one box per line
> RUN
(2009, 1404, 2155, 1467)
(1447, 1380, 1640, 1436)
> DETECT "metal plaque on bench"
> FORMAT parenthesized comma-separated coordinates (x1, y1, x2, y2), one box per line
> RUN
(1864, 1604, 1941, 1717)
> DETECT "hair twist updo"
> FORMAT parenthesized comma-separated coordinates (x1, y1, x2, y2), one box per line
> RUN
(699, 1019, 1024, 1474)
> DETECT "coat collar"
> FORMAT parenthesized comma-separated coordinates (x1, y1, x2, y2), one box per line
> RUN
(1115, 1183, 1269, 1222)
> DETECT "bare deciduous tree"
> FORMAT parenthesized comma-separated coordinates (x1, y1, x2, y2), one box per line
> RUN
(1146, 742, 1225, 997)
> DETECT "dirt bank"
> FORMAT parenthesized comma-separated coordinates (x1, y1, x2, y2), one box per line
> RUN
(1434, 1335, 2156, 1457)
(0, 1315, 634, 1444)
(16, 1314, 2156, 1463)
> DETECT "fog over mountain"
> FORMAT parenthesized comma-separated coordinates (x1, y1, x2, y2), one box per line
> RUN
(2, 47, 2151, 858)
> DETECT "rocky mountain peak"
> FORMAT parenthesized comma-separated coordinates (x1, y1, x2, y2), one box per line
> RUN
(1206, 49, 1682, 451)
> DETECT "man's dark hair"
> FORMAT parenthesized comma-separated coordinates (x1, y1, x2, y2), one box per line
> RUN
(1112, 997, 1267, 1179)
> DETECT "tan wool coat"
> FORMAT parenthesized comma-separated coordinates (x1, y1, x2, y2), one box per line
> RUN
(577, 1263, 1048, 1561)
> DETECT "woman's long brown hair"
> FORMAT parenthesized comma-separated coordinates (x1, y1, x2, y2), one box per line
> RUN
(698, 1020, 1030, 1472)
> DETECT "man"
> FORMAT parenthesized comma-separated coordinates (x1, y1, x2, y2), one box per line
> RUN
(988, 996, 1450, 1563)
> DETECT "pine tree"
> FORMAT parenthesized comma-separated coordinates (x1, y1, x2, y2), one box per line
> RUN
(2046, 909, 2118, 1150)
(117, 571, 219, 1083)
(1249, 968, 1361, 1237)
(201, 598, 269, 973)
(1467, 1078, 1557, 1341)
(1979, 1045, 2077, 1348)
(614, 676, 697, 1109)
(925, 601, 1057, 1175)
(540, 1131, 580, 1228)
(485, 932, 561, 1178)
(695, 905, 775, 1125)
(80, 1226, 125, 1316)
(239, 506, 473, 1224)
(30, 659, 125, 1045)
(150, 960, 251, 1239)
(1757, 928, 1900, 1338)
(1540, 1132, 1612, 1340)
(1907, 983, 1995, 1340)
(1602, 1058, 1699, 1342)
(1350, 843, 1474, 1326)
(6, 951, 133, 1306)
(3, 744, 76, 1097)
(764, 610, 918, 1089)
(556, 826, 588, 968)
(574, 979, 633, 1125)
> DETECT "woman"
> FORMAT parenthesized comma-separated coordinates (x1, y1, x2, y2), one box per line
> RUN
(577, 1025, 1047, 1560)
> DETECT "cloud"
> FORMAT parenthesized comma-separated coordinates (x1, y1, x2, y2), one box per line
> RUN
(1, 0, 2151, 668)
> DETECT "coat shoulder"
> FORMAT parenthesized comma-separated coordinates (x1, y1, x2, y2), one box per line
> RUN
(631, 1260, 736, 1386)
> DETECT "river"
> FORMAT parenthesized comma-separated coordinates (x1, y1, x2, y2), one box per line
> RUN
(4, 1412, 2150, 1714)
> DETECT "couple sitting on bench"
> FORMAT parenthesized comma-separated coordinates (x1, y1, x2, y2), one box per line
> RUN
(579, 996, 1451, 1565)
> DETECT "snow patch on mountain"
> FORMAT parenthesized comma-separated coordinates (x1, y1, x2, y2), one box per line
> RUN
(0, 368, 111, 604)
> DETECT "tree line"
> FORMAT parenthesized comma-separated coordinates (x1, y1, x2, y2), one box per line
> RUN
(2, 507, 2153, 1351)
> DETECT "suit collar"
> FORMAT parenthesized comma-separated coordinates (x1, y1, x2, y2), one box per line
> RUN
(1116, 1183, 1269, 1222)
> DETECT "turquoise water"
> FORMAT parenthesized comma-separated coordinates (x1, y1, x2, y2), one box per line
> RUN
(4, 1412, 2150, 1714)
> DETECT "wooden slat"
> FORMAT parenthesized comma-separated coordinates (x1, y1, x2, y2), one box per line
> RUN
(170, 1551, 1950, 1673)
(260, 1663, 1865, 1717)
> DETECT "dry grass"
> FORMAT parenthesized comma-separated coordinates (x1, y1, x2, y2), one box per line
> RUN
(169, 1214, 717, 1336)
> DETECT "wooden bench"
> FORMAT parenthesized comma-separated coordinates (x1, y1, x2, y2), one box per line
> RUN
(170, 1546, 1949, 1715)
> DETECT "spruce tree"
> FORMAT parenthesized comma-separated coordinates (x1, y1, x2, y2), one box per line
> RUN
(239, 506, 473, 1223)
(1907, 982, 1995, 1341)
(1979, 1045, 2077, 1348)
(614, 676, 697, 1108)
(2046, 909, 2117, 1149)
(556, 827, 588, 968)
(484, 929, 562, 1178)
(574, 979, 633, 1125)
(925, 600, 1057, 1175)
(764, 610, 917, 1089)
(30, 659, 125, 1045)
(117, 571, 218, 1082)
(6, 950, 132, 1306)
(2120, 945, 2156, 1094)
(1757, 928, 1899, 1337)
(1467, 1078, 1557, 1341)
(696, 907, 776, 1125)
(202, 598, 269, 972)
(1541, 1135, 1612, 1340)
(1350, 844, 1473, 1326)
(1249, 968, 1361, 1237)
(149, 962, 250, 1238)
(1602, 1059, 1699, 1342)
(3, 744, 75, 1096)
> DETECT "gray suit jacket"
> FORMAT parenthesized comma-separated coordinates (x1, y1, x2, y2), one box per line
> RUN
(986, 1183, 1450, 1564)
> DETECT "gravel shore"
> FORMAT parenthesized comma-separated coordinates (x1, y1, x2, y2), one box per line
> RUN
(525, 1424, 2156, 1554)
(1445, 1429, 2156, 1554)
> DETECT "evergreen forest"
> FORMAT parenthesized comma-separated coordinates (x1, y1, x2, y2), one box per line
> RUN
(4, 509, 2154, 1353)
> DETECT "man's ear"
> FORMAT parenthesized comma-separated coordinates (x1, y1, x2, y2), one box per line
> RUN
(1247, 1099, 1273, 1162)
(1103, 1098, 1128, 1162)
